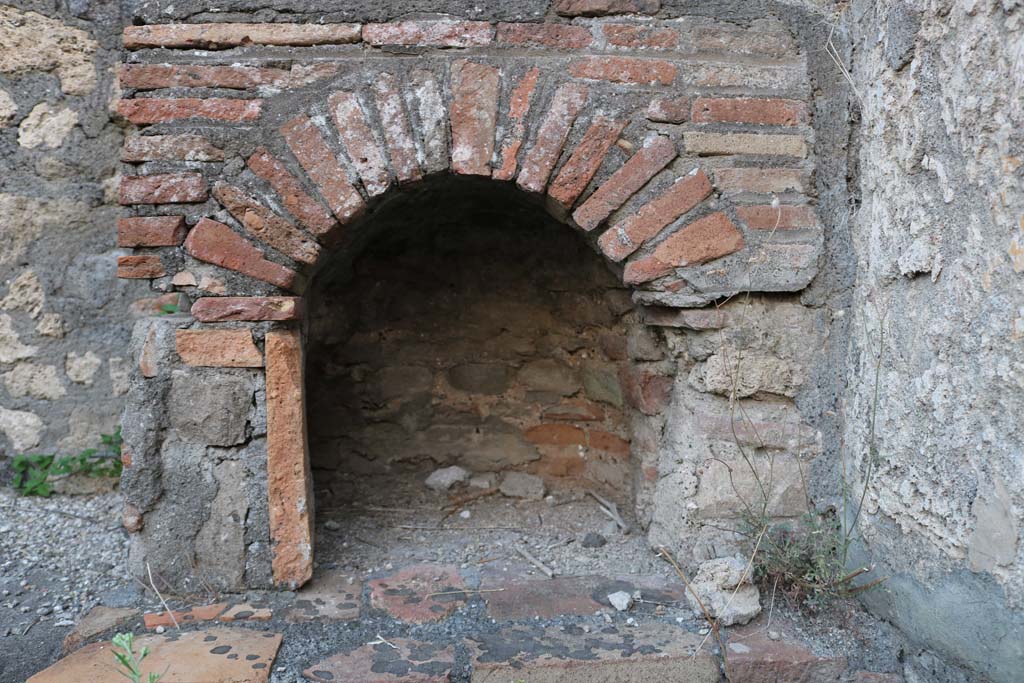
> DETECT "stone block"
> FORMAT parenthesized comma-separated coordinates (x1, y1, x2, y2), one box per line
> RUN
(447, 363, 512, 394)
(168, 370, 252, 446)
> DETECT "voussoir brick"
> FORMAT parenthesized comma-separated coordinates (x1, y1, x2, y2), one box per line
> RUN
(191, 296, 303, 322)
(123, 23, 362, 49)
(280, 115, 367, 225)
(373, 73, 423, 185)
(548, 116, 626, 211)
(516, 82, 589, 194)
(116, 98, 262, 124)
(363, 20, 493, 47)
(327, 91, 391, 196)
(117, 216, 188, 247)
(117, 255, 165, 279)
(714, 167, 806, 196)
(121, 134, 224, 163)
(496, 22, 593, 48)
(175, 329, 263, 368)
(247, 148, 339, 240)
(684, 131, 807, 158)
(623, 211, 744, 284)
(450, 60, 501, 176)
(692, 97, 808, 126)
(569, 56, 676, 85)
(599, 168, 712, 262)
(408, 70, 448, 174)
(736, 204, 818, 229)
(602, 23, 679, 49)
(120, 173, 208, 205)
(572, 135, 677, 231)
(493, 67, 540, 181)
(184, 217, 302, 292)
(212, 182, 322, 265)
(118, 64, 289, 90)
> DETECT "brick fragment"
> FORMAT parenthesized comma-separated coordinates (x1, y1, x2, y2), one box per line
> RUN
(184, 217, 301, 292)
(496, 22, 593, 48)
(123, 23, 361, 49)
(116, 98, 262, 124)
(524, 423, 587, 446)
(119, 173, 207, 205)
(599, 169, 712, 261)
(569, 56, 675, 85)
(175, 329, 263, 368)
(363, 20, 493, 47)
(588, 429, 630, 456)
(623, 211, 744, 284)
(684, 132, 807, 158)
(692, 97, 807, 126)
(516, 83, 588, 193)
(372, 73, 422, 185)
(117, 255, 165, 279)
(602, 24, 679, 49)
(548, 116, 626, 210)
(554, 0, 660, 16)
(142, 604, 227, 629)
(327, 91, 390, 196)
(121, 134, 224, 162)
(619, 367, 673, 415)
(736, 204, 818, 230)
(280, 115, 366, 225)
(449, 60, 501, 176)
(408, 70, 448, 174)
(493, 67, 540, 181)
(191, 296, 302, 322)
(572, 135, 677, 231)
(265, 329, 314, 589)
(645, 97, 689, 123)
(117, 216, 188, 247)
(212, 182, 322, 265)
(714, 167, 806, 196)
(247, 148, 338, 239)
(368, 565, 466, 623)
(118, 64, 288, 90)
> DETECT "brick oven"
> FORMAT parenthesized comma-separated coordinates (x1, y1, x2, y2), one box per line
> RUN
(115, 15, 823, 591)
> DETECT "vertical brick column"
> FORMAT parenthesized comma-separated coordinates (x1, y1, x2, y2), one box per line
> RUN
(265, 329, 314, 588)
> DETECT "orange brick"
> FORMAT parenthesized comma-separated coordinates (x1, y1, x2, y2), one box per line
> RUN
(117, 216, 187, 247)
(569, 56, 675, 85)
(602, 24, 678, 49)
(587, 429, 630, 456)
(496, 22, 593, 48)
(116, 98, 261, 124)
(212, 182, 322, 265)
(493, 67, 540, 181)
(184, 217, 301, 292)
(645, 97, 689, 123)
(117, 255, 165, 279)
(247, 148, 339, 240)
(623, 211, 744, 284)
(450, 60, 501, 176)
(524, 423, 587, 446)
(175, 329, 263, 368)
(548, 116, 626, 211)
(280, 115, 366, 225)
(143, 603, 227, 629)
(120, 173, 207, 205)
(517, 83, 589, 193)
(190, 297, 302, 322)
(692, 97, 807, 126)
(736, 204, 818, 229)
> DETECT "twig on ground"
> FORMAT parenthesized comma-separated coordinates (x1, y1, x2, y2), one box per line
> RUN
(424, 588, 506, 598)
(367, 634, 398, 649)
(147, 562, 179, 629)
(516, 546, 556, 578)
(659, 547, 730, 681)
(586, 490, 631, 534)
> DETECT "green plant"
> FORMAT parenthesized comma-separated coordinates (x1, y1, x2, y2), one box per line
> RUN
(112, 632, 163, 683)
(158, 303, 179, 315)
(11, 427, 123, 496)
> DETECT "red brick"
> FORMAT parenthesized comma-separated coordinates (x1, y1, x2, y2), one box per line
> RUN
(572, 135, 677, 231)
(327, 91, 391, 196)
(736, 204, 818, 230)
(548, 116, 626, 211)
(175, 329, 263, 368)
(587, 428, 630, 456)
(247, 148, 339, 240)
(516, 83, 588, 193)
(367, 565, 466, 623)
(117, 216, 187, 247)
(123, 23, 361, 49)
(569, 56, 676, 85)
(118, 64, 288, 90)
(623, 211, 744, 284)
(117, 255, 165, 279)
(541, 400, 605, 422)
(116, 98, 261, 124)
(714, 167, 806, 196)
(692, 97, 807, 126)
(554, 0, 660, 16)
(212, 182, 322, 265)
(449, 60, 501, 176)
(142, 603, 227, 629)
(524, 423, 587, 446)
(304, 640, 453, 683)
(119, 173, 208, 205)
(496, 22, 593, 48)
(121, 134, 224, 162)
(265, 329, 314, 589)
(618, 367, 673, 415)
(602, 23, 679, 48)
(372, 73, 422, 185)
(191, 296, 302, 322)
(482, 576, 606, 619)
(363, 20, 493, 47)
(280, 115, 367, 225)
(492, 67, 540, 181)
(645, 97, 689, 123)
(598, 169, 712, 261)
(184, 217, 301, 292)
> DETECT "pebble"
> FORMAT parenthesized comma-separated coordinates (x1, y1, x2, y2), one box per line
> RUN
(768, 630, 781, 640)
(324, 520, 341, 531)
(459, 510, 471, 519)
(155, 625, 166, 634)
(607, 591, 634, 612)
(581, 532, 607, 549)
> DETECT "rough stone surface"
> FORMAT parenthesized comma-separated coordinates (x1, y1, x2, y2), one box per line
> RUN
(0, 7, 98, 95)
(499, 472, 546, 500)
(686, 556, 761, 626)
(168, 370, 252, 447)
(425, 465, 470, 492)
(17, 103, 78, 150)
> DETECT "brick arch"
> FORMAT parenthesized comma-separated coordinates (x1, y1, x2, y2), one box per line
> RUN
(115, 17, 822, 589)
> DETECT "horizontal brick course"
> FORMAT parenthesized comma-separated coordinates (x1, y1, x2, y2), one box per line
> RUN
(684, 131, 807, 157)
(120, 134, 224, 162)
(212, 182, 322, 265)
(184, 217, 301, 292)
(714, 167, 806, 195)
(554, 0, 660, 16)
(247, 148, 339, 240)
(118, 64, 289, 90)
(569, 56, 676, 85)
(120, 173, 208, 205)
(117, 216, 188, 247)
(602, 24, 679, 49)
(123, 23, 361, 49)
(363, 20, 493, 47)
(645, 97, 690, 123)
(190, 296, 302, 322)
(496, 22, 592, 48)
(624, 211, 744, 284)
(175, 329, 263, 368)
(280, 115, 366, 225)
(117, 98, 262, 124)
(117, 255, 165, 279)
(736, 204, 818, 229)
(692, 97, 807, 126)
